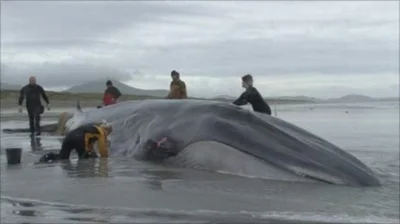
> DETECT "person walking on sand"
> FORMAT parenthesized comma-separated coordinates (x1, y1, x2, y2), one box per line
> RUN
(18, 76, 50, 136)
(166, 70, 187, 99)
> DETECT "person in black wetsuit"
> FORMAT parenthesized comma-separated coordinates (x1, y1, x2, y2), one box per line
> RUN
(18, 76, 50, 136)
(38, 122, 113, 163)
(232, 74, 272, 115)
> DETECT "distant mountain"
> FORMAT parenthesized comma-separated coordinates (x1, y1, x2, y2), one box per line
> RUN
(0, 82, 22, 90)
(379, 97, 400, 101)
(327, 94, 373, 102)
(212, 95, 320, 103)
(210, 94, 398, 104)
(213, 95, 236, 100)
(65, 79, 169, 97)
(327, 94, 398, 102)
(267, 95, 321, 102)
(1, 81, 397, 103)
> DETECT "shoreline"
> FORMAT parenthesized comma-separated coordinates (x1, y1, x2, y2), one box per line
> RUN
(0, 98, 315, 110)
(1, 98, 397, 110)
(1, 89, 397, 110)
(0, 99, 103, 109)
(0, 89, 317, 109)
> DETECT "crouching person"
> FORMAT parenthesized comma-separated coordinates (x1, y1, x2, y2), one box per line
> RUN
(38, 122, 112, 163)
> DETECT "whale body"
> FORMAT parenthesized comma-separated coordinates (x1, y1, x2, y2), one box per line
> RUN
(58, 99, 380, 186)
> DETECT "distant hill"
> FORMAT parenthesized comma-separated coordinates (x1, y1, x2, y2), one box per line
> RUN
(0, 82, 22, 90)
(1, 81, 397, 103)
(212, 95, 319, 103)
(65, 79, 169, 97)
(327, 94, 399, 103)
(211, 94, 398, 104)
(213, 95, 236, 100)
(211, 95, 317, 104)
(268, 95, 321, 102)
(213, 95, 319, 100)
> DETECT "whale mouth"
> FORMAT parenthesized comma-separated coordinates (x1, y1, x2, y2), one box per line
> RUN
(294, 172, 336, 184)
(283, 165, 346, 185)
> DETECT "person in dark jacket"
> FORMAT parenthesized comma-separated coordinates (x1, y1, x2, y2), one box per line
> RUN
(103, 80, 122, 106)
(232, 74, 271, 115)
(18, 76, 50, 136)
(38, 122, 112, 163)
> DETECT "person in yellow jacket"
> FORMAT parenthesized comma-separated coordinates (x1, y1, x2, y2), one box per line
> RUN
(38, 122, 112, 162)
(167, 70, 187, 99)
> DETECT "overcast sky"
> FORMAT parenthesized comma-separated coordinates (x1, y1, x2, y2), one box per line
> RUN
(1, 1, 398, 98)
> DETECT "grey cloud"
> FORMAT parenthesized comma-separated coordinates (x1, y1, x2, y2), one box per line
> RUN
(130, 37, 399, 76)
(1, 63, 132, 86)
(1, 1, 398, 93)
(1, 39, 113, 49)
(390, 84, 399, 90)
(1, 1, 215, 42)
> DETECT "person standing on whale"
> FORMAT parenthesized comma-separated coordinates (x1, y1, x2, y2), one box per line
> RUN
(103, 80, 122, 106)
(232, 74, 272, 115)
(18, 76, 50, 136)
(166, 70, 187, 99)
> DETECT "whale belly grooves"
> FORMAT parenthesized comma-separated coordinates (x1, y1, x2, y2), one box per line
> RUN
(166, 140, 315, 183)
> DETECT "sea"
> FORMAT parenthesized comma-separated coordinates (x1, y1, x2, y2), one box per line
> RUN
(0, 102, 399, 224)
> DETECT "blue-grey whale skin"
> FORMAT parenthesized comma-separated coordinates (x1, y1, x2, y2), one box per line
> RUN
(63, 99, 381, 186)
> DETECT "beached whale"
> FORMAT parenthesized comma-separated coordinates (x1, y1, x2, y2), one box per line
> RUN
(68, 100, 381, 186)
(3, 99, 381, 186)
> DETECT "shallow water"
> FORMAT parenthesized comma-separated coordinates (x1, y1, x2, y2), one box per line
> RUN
(1, 102, 399, 223)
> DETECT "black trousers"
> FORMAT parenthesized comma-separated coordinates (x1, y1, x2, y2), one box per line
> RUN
(27, 105, 42, 134)
(59, 132, 97, 159)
